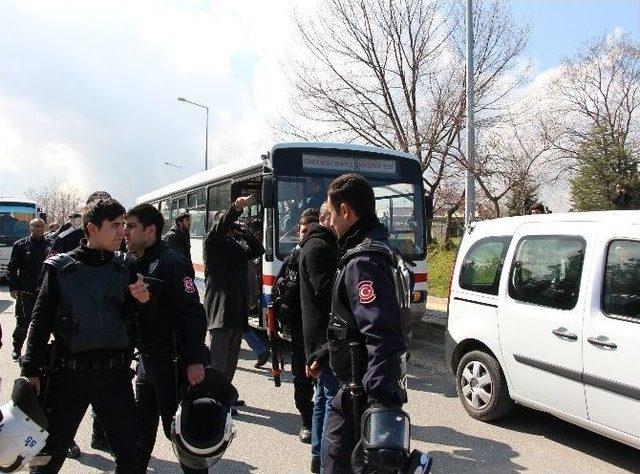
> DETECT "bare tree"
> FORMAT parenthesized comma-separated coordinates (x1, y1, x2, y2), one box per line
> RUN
(461, 113, 558, 217)
(550, 33, 640, 170)
(25, 180, 83, 225)
(286, 0, 529, 238)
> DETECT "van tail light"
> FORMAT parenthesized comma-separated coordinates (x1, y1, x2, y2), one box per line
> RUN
(446, 262, 455, 315)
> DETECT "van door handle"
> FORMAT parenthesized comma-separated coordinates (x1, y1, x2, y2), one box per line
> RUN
(587, 337, 617, 349)
(552, 328, 578, 340)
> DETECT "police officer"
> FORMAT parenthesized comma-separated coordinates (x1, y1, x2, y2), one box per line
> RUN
(21, 198, 149, 473)
(323, 174, 407, 473)
(123, 203, 208, 473)
(163, 211, 192, 263)
(7, 218, 47, 361)
(43, 191, 115, 457)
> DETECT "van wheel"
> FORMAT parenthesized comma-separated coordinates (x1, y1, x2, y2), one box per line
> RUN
(456, 350, 513, 421)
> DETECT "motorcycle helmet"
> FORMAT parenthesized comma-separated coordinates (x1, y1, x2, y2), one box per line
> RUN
(171, 367, 238, 469)
(0, 378, 50, 472)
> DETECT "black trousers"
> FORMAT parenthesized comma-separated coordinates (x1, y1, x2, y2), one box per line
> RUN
(136, 355, 207, 474)
(13, 292, 35, 353)
(323, 388, 366, 474)
(32, 364, 141, 473)
(291, 327, 314, 429)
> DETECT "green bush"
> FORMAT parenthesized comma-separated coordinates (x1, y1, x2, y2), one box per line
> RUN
(427, 241, 459, 298)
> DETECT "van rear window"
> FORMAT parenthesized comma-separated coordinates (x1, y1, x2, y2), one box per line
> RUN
(509, 236, 585, 310)
(603, 240, 640, 321)
(459, 237, 512, 295)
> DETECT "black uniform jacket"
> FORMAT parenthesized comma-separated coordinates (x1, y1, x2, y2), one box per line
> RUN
(135, 240, 207, 365)
(203, 204, 264, 331)
(299, 224, 339, 366)
(8, 236, 48, 293)
(20, 242, 151, 378)
(47, 224, 84, 255)
(163, 225, 192, 263)
(337, 217, 407, 407)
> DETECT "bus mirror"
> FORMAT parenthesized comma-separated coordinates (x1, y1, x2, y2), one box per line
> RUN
(262, 175, 275, 208)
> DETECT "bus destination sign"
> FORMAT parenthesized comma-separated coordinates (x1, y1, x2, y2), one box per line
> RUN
(302, 154, 397, 176)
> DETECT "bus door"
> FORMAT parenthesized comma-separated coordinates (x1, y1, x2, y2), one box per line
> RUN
(231, 177, 264, 324)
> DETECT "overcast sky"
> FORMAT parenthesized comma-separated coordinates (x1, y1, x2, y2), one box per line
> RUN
(0, 0, 638, 207)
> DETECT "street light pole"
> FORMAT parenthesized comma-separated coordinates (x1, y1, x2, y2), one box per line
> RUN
(178, 96, 210, 171)
(465, 0, 476, 226)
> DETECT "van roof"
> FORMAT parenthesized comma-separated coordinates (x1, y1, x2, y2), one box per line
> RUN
(470, 210, 640, 235)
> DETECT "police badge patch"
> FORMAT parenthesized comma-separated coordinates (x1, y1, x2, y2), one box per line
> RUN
(357, 280, 376, 304)
(148, 259, 159, 275)
(183, 277, 196, 293)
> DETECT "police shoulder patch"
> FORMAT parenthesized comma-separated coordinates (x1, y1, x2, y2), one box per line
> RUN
(357, 280, 376, 304)
(183, 277, 196, 294)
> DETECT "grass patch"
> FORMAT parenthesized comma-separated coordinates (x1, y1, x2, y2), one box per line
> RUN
(427, 241, 460, 298)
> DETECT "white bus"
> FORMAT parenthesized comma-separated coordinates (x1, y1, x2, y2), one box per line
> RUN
(0, 198, 39, 280)
(136, 142, 428, 328)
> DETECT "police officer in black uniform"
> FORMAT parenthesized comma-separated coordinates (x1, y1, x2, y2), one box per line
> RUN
(322, 174, 408, 473)
(21, 198, 150, 473)
(44, 191, 116, 457)
(123, 203, 208, 473)
(7, 218, 47, 361)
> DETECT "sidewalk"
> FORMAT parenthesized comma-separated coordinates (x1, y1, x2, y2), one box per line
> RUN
(421, 295, 448, 326)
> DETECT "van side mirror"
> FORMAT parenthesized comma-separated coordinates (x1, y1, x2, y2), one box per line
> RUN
(262, 174, 275, 209)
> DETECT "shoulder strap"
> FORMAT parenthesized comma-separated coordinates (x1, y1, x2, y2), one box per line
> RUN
(339, 238, 397, 268)
(45, 254, 79, 273)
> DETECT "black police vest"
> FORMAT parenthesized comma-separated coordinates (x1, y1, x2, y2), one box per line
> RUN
(48, 252, 131, 355)
(328, 239, 412, 385)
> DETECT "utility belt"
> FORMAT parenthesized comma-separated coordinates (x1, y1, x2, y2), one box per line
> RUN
(57, 353, 130, 371)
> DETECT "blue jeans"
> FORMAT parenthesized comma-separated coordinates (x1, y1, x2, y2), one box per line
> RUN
(243, 329, 268, 357)
(311, 364, 340, 464)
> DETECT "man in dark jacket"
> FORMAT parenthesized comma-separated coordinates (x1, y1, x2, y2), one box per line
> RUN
(21, 198, 150, 473)
(124, 204, 207, 473)
(8, 218, 47, 361)
(272, 210, 318, 446)
(323, 174, 408, 473)
(298, 203, 340, 473)
(203, 196, 264, 385)
(163, 212, 191, 263)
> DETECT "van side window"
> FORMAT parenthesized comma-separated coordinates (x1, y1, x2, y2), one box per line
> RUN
(459, 237, 511, 295)
(603, 240, 640, 321)
(509, 236, 586, 310)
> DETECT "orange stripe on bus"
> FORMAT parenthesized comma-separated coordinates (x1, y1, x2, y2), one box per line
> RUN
(262, 275, 276, 286)
(193, 262, 205, 272)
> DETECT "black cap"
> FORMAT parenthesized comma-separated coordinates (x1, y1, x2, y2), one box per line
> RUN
(175, 212, 190, 223)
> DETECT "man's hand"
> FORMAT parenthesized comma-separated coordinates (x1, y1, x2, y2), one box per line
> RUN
(10, 290, 18, 299)
(187, 364, 205, 386)
(29, 377, 41, 396)
(129, 273, 150, 304)
(306, 360, 320, 379)
(234, 195, 254, 211)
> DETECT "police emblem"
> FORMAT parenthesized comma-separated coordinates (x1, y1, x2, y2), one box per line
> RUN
(148, 259, 159, 275)
(357, 280, 376, 304)
(183, 277, 196, 293)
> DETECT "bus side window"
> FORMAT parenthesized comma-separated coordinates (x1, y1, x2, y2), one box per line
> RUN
(207, 182, 231, 231)
(188, 189, 206, 237)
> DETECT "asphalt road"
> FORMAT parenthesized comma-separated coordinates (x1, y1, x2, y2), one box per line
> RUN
(0, 287, 638, 473)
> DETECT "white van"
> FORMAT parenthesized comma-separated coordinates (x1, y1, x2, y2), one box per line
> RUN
(445, 211, 640, 450)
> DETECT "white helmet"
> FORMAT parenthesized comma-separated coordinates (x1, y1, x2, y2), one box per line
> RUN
(170, 367, 238, 470)
(0, 378, 50, 472)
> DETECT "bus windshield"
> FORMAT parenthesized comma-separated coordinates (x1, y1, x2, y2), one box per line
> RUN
(0, 203, 37, 245)
(276, 176, 424, 259)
